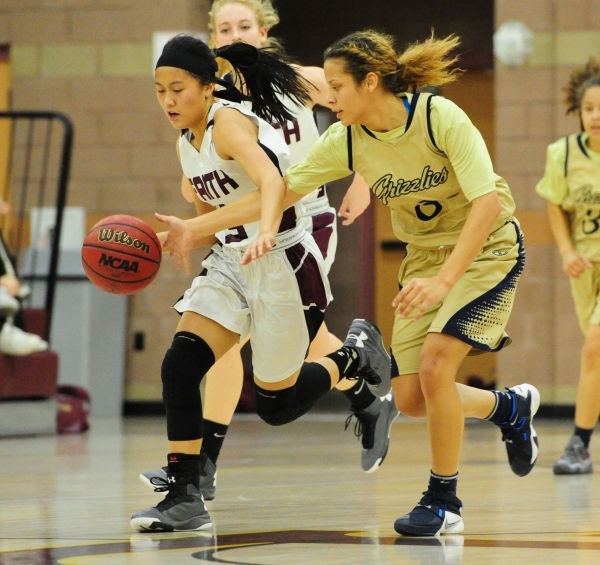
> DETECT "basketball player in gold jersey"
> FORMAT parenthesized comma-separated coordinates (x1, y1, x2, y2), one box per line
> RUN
(537, 58, 600, 475)
(158, 30, 542, 536)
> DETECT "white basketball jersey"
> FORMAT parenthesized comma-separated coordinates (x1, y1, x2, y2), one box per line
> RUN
(178, 101, 303, 249)
(270, 96, 330, 215)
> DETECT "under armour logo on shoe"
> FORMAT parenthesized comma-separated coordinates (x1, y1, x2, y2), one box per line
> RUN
(348, 330, 368, 348)
(167, 476, 176, 483)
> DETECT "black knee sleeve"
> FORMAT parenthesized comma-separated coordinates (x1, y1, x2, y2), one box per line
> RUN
(255, 362, 331, 426)
(162, 331, 216, 441)
(255, 386, 297, 426)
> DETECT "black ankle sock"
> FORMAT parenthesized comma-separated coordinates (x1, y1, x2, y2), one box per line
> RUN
(429, 470, 458, 495)
(166, 453, 201, 487)
(200, 420, 228, 464)
(574, 426, 594, 448)
(325, 346, 359, 380)
(342, 377, 376, 410)
(486, 390, 516, 425)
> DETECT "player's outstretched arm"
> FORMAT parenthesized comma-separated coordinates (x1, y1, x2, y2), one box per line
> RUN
(338, 173, 371, 226)
(157, 198, 217, 274)
(213, 108, 287, 258)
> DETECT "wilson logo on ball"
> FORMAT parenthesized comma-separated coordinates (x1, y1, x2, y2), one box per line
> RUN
(82, 215, 162, 295)
(98, 253, 139, 273)
(97, 229, 151, 254)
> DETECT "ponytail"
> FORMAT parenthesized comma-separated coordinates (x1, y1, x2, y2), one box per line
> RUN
(215, 42, 311, 123)
(397, 33, 462, 92)
(156, 34, 310, 124)
(324, 30, 463, 94)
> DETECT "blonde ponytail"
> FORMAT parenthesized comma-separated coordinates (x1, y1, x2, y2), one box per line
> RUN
(324, 30, 463, 94)
(397, 33, 462, 92)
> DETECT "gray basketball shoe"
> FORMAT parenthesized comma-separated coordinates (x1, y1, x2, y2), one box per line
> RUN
(139, 453, 217, 501)
(345, 392, 400, 472)
(343, 319, 392, 397)
(553, 435, 593, 475)
(130, 483, 212, 532)
(131, 457, 212, 532)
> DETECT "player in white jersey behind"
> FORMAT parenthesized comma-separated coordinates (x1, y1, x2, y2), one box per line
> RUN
(537, 58, 600, 475)
(130, 34, 392, 533)
(139, 0, 398, 501)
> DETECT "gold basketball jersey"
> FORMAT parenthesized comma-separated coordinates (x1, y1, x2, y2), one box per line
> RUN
(347, 92, 515, 247)
(548, 134, 600, 261)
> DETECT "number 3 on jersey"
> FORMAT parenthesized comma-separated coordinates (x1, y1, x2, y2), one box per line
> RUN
(583, 209, 600, 235)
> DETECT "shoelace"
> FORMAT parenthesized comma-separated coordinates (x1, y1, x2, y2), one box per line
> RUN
(149, 476, 171, 493)
(417, 490, 462, 514)
(500, 419, 526, 444)
(344, 410, 375, 449)
(360, 365, 382, 386)
(499, 389, 526, 443)
(149, 476, 194, 511)
(563, 442, 586, 459)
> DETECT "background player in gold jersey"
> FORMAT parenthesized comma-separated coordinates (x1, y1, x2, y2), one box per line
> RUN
(159, 30, 542, 536)
(536, 57, 600, 475)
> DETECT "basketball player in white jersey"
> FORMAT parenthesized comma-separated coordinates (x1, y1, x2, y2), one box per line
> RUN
(131, 34, 392, 532)
(139, 0, 398, 500)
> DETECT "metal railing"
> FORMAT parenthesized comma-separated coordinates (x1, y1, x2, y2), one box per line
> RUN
(0, 111, 74, 341)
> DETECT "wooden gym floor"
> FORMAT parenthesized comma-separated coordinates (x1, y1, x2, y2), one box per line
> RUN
(1, 413, 599, 564)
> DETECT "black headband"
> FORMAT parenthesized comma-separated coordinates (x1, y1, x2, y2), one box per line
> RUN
(156, 49, 252, 104)
(156, 50, 216, 79)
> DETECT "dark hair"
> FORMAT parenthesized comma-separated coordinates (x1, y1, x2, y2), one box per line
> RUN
(564, 57, 600, 115)
(324, 30, 462, 94)
(158, 34, 310, 123)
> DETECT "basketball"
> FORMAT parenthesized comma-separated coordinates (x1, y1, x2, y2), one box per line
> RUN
(81, 215, 162, 295)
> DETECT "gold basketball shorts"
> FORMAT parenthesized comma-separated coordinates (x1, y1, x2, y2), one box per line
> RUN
(391, 220, 525, 376)
(569, 261, 600, 334)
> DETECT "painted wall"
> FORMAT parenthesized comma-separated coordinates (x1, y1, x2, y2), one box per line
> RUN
(0, 0, 211, 402)
(494, 0, 600, 403)
(4, 1, 575, 407)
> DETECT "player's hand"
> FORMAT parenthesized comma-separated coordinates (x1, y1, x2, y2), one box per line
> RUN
(338, 175, 371, 226)
(392, 276, 452, 321)
(155, 213, 194, 275)
(241, 232, 276, 265)
(561, 250, 592, 278)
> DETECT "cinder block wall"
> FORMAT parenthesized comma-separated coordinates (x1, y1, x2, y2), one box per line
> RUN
(495, 0, 600, 403)
(1, 0, 210, 401)
(4, 0, 592, 406)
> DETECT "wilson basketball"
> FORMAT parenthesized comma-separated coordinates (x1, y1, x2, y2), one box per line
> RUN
(81, 215, 162, 295)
